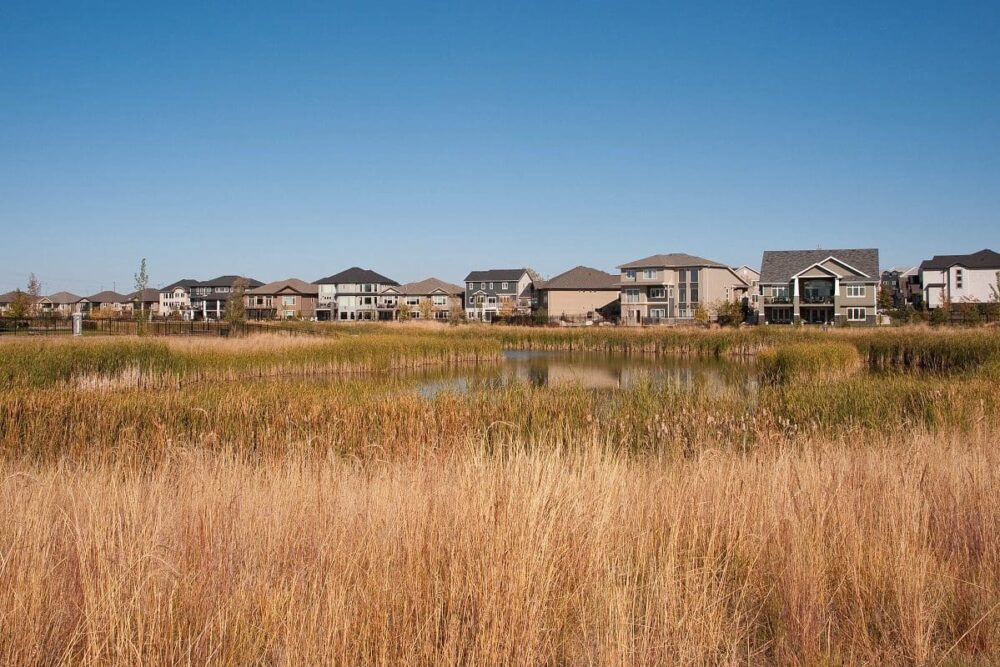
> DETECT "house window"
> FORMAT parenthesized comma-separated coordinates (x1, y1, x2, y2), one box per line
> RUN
(955, 269, 963, 289)
(432, 295, 447, 306)
(847, 307, 867, 321)
(480, 282, 486, 289)
(625, 289, 640, 304)
(643, 269, 656, 279)
(487, 296, 497, 306)
(284, 310, 295, 318)
(649, 287, 665, 299)
(501, 282, 508, 290)
(489, 282, 494, 290)
(625, 270, 636, 280)
(846, 285, 866, 298)
(282, 296, 295, 306)
(650, 308, 666, 318)
(406, 297, 420, 306)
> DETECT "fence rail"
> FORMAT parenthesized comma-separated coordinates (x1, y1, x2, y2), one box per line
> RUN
(0, 317, 325, 337)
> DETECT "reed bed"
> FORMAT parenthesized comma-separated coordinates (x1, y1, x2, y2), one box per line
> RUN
(2, 431, 999, 666)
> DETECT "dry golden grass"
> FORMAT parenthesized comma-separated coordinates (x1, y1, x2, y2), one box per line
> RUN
(2, 431, 999, 666)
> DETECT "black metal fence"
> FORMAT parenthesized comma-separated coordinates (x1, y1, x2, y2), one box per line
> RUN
(0, 317, 324, 337)
(0, 317, 74, 335)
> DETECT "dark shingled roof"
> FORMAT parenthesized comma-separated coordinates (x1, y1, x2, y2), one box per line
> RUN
(128, 288, 161, 302)
(464, 268, 529, 282)
(162, 278, 200, 291)
(43, 291, 82, 304)
(919, 249, 1000, 271)
(618, 253, 729, 270)
(0, 290, 41, 304)
(197, 275, 263, 289)
(86, 290, 129, 303)
(539, 266, 619, 291)
(313, 267, 398, 286)
(759, 249, 880, 284)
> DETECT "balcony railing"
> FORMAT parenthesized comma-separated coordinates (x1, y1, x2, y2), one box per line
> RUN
(801, 295, 834, 305)
(763, 295, 792, 305)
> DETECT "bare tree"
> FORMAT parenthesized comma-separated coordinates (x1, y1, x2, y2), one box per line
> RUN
(26, 274, 41, 316)
(134, 258, 150, 334)
(418, 298, 434, 321)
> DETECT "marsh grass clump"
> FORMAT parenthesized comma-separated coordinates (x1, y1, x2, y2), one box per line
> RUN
(758, 341, 862, 385)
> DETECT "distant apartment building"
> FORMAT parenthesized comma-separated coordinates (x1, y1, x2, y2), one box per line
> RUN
(189, 276, 263, 321)
(313, 267, 398, 321)
(918, 249, 1000, 308)
(758, 248, 880, 325)
(464, 269, 535, 321)
(618, 254, 748, 325)
(733, 265, 761, 310)
(535, 266, 619, 323)
(379, 278, 464, 321)
(246, 279, 318, 320)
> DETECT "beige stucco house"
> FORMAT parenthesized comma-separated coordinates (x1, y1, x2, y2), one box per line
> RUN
(536, 266, 619, 323)
(380, 278, 464, 321)
(247, 279, 319, 320)
(618, 253, 749, 325)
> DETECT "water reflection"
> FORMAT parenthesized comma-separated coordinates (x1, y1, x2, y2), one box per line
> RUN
(414, 350, 756, 398)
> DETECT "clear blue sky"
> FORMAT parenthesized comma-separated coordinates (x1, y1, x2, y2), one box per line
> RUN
(1, 1, 998, 294)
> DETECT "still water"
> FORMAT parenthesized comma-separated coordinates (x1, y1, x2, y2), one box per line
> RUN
(413, 350, 756, 398)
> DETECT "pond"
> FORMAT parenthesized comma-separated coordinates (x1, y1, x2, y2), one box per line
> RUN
(413, 350, 757, 397)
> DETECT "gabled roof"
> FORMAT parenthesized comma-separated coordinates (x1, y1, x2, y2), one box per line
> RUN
(313, 267, 397, 286)
(393, 277, 464, 296)
(42, 291, 82, 304)
(197, 275, 263, 289)
(733, 265, 760, 276)
(919, 249, 1000, 272)
(759, 249, 880, 284)
(162, 278, 199, 291)
(86, 290, 129, 303)
(0, 290, 41, 304)
(249, 278, 319, 296)
(128, 289, 160, 302)
(618, 253, 729, 270)
(464, 268, 529, 282)
(538, 266, 618, 291)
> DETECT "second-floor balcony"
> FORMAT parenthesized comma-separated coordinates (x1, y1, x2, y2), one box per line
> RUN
(801, 295, 834, 305)
(763, 295, 792, 305)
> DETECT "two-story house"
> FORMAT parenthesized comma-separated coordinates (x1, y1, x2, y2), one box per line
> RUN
(38, 292, 83, 317)
(464, 269, 535, 321)
(733, 265, 761, 311)
(535, 266, 619, 323)
(159, 279, 199, 320)
(378, 278, 464, 321)
(313, 267, 398, 321)
(918, 249, 1000, 309)
(618, 254, 748, 325)
(189, 275, 263, 321)
(246, 279, 319, 320)
(82, 291, 131, 316)
(758, 248, 880, 325)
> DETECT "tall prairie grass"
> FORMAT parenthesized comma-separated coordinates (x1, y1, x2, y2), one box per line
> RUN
(3, 328, 1000, 664)
(2, 431, 999, 665)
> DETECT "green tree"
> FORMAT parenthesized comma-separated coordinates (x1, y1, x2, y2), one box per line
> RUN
(419, 298, 434, 321)
(7, 289, 30, 319)
(133, 258, 150, 335)
(225, 278, 249, 326)
(397, 300, 412, 321)
(694, 304, 709, 324)
(878, 284, 893, 311)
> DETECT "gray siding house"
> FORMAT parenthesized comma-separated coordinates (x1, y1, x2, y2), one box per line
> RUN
(464, 269, 535, 321)
(758, 249, 880, 325)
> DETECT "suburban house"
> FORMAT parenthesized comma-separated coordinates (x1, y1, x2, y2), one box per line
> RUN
(758, 248, 880, 325)
(246, 279, 318, 320)
(39, 291, 82, 317)
(82, 291, 131, 315)
(464, 268, 536, 321)
(158, 279, 199, 320)
(617, 254, 749, 325)
(313, 267, 398, 321)
(129, 289, 161, 316)
(378, 278, 464, 321)
(0, 290, 41, 315)
(918, 249, 1000, 308)
(189, 276, 263, 321)
(535, 266, 619, 323)
(733, 265, 761, 310)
